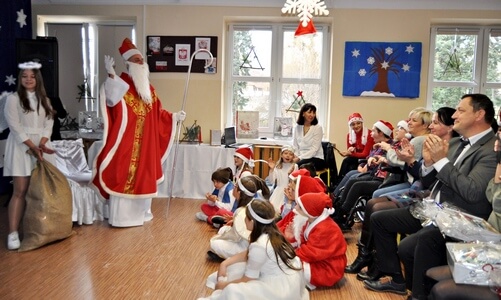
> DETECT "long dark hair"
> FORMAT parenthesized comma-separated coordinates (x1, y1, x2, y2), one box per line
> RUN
(245, 200, 301, 271)
(296, 103, 318, 125)
(436, 107, 459, 137)
(16, 68, 54, 119)
(235, 175, 270, 208)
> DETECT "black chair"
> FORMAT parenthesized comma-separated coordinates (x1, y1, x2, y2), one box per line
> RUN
(317, 141, 338, 190)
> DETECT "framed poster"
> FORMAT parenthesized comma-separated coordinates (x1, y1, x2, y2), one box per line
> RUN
(273, 117, 293, 140)
(236, 111, 259, 139)
(146, 35, 218, 73)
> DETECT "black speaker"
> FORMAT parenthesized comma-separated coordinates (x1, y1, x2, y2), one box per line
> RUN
(16, 37, 59, 99)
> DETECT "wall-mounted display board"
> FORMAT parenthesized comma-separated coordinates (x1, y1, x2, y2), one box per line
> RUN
(146, 35, 217, 73)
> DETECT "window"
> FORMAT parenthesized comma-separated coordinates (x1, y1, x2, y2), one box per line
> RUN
(225, 23, 331, 137)
(427, 26, 501, 114)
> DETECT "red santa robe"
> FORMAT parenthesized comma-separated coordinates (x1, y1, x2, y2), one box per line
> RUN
(294, 216, 347, 288)
(91, 73, 176, 225)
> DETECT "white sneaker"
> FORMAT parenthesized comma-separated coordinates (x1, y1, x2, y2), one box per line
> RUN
(7, 231, 20, 250)
(196, 212, 208, 222)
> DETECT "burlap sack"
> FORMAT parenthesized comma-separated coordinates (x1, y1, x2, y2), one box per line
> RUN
(19, 159, 73, 252)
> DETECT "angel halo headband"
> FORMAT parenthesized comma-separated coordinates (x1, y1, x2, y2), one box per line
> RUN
(18, 62, 42, 70)
(247, 200, 274, 224)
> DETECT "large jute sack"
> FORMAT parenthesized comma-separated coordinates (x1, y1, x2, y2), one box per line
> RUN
(19, 159, 73, 252)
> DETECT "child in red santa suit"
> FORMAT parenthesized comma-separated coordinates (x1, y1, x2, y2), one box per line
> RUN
(285, 192, 347, 290)
(277, 169, 326, 230)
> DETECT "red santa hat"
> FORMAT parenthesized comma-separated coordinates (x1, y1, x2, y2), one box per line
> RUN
(119, 38, 142, 61)
(234, 147, 254, 165)
(374, 120, 394, 138)
(348, 112, 364, 126)
(294, 174, 325, 199)
(289, 168, 310, 180)
(296, 192, 333, 218)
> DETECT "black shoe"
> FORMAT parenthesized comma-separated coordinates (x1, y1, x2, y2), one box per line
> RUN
(211, 216, 226, 225)
(345, 244, 372, 274)
(363, 276, 407, 295)
(206, 250, 224, 262)
(356, 254, 380, 281)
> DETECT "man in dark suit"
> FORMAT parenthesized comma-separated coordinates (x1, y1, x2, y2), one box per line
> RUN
(363, 94, 497, 299)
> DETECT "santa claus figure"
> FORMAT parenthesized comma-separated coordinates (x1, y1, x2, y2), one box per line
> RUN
(91, 38, 185, 227)
(291, 192, 347, 290)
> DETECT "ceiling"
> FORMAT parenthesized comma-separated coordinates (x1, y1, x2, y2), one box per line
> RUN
(30, 0, 501, 11)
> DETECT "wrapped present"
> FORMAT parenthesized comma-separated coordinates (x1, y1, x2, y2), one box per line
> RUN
(446, 242, 501, 286)
(436, 207, 501, 243)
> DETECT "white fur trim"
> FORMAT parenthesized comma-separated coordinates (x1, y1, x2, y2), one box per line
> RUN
(122, 49, 142, 60)
(374, 121, 392, 137)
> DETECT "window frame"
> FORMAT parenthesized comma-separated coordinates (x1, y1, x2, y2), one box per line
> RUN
(427, 25, 501, 111)
(225, 22, 331, 138)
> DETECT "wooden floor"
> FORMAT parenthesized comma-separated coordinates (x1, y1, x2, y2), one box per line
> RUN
(0, 196, 406, 300)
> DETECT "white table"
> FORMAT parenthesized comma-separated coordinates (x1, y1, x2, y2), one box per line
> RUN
(88, 142, 235, 199)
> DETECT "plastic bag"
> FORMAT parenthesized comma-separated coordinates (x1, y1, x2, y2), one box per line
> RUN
(19, 159, 73, 252)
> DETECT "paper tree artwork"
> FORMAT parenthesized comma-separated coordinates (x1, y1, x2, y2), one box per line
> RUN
(236, 111, 259, 139)
(286, 90, 307, 113)
(343, 41, 422, 98)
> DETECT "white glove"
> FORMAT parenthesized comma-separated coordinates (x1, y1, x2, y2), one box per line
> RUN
(104, 55, 116, 76)
(176, 110, 186, 121)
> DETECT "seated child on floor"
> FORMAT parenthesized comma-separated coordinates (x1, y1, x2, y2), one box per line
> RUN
(284, 192, 347, 290)
(196, 167, 235, 227)
(277, 169, 326, 229)
(199, 200, 308, 300)
(233, 147, 254, 181)
(299, 162, 327, 193)
(208, 175, 270, 261)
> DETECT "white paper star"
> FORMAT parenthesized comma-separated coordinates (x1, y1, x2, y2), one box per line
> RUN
(352, 49, 360, 58)
(385, 47, 393, 55)
(282, 0, 330, 27)
(17, 9, 27, 28)
(367, 57, 375, 65)
(381, 61, 389, 69)
(405, 45, 414, 54)
(358, 69, 367, 76)
(5, 75, 16, 86)
(402, 64, 411, 72)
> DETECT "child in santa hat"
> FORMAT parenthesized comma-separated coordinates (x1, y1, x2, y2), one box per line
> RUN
(337, 112, 375, 183)
(233, 147, 254, 181)
(277, 169, 326, 234)
(266, 145, 298, 214)
(288, 192, 347, 290)
(196, 167, 235, 227)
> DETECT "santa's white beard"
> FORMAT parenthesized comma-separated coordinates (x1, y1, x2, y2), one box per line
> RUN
(292, 211, 308, 247)
(127, 62, 152, 103)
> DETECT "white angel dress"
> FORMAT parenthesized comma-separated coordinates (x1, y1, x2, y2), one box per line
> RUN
(199, 233, 309, 300)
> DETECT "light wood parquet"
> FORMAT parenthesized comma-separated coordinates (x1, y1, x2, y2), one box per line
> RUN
(0, 196, 406, 300)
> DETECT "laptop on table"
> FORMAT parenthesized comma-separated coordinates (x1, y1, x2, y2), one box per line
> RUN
(224, 127, 250, 148)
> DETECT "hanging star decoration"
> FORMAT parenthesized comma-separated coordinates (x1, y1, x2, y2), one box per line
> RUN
(286, 90, 307, 113)
(17, 9, 27, 28)
(282, 0, 329, 27)
(5, 75, 16, 86)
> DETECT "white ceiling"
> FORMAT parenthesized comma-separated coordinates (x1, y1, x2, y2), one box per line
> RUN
(31, 0, 501, 11)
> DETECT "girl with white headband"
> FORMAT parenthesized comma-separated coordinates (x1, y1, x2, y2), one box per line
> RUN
(267, 145, 298, 214)
(4, 62, 57, 250)
(200, 200, 308, 300)
(208, 175, 270, 261)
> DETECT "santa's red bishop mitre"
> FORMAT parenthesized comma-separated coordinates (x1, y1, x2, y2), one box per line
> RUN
(119, 38, 142, 60)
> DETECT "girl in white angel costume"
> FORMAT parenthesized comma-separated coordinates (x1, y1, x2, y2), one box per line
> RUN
(267, 145, 298, 214)
(208, 175, 270, 259)
(199, 200, 309, 300)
